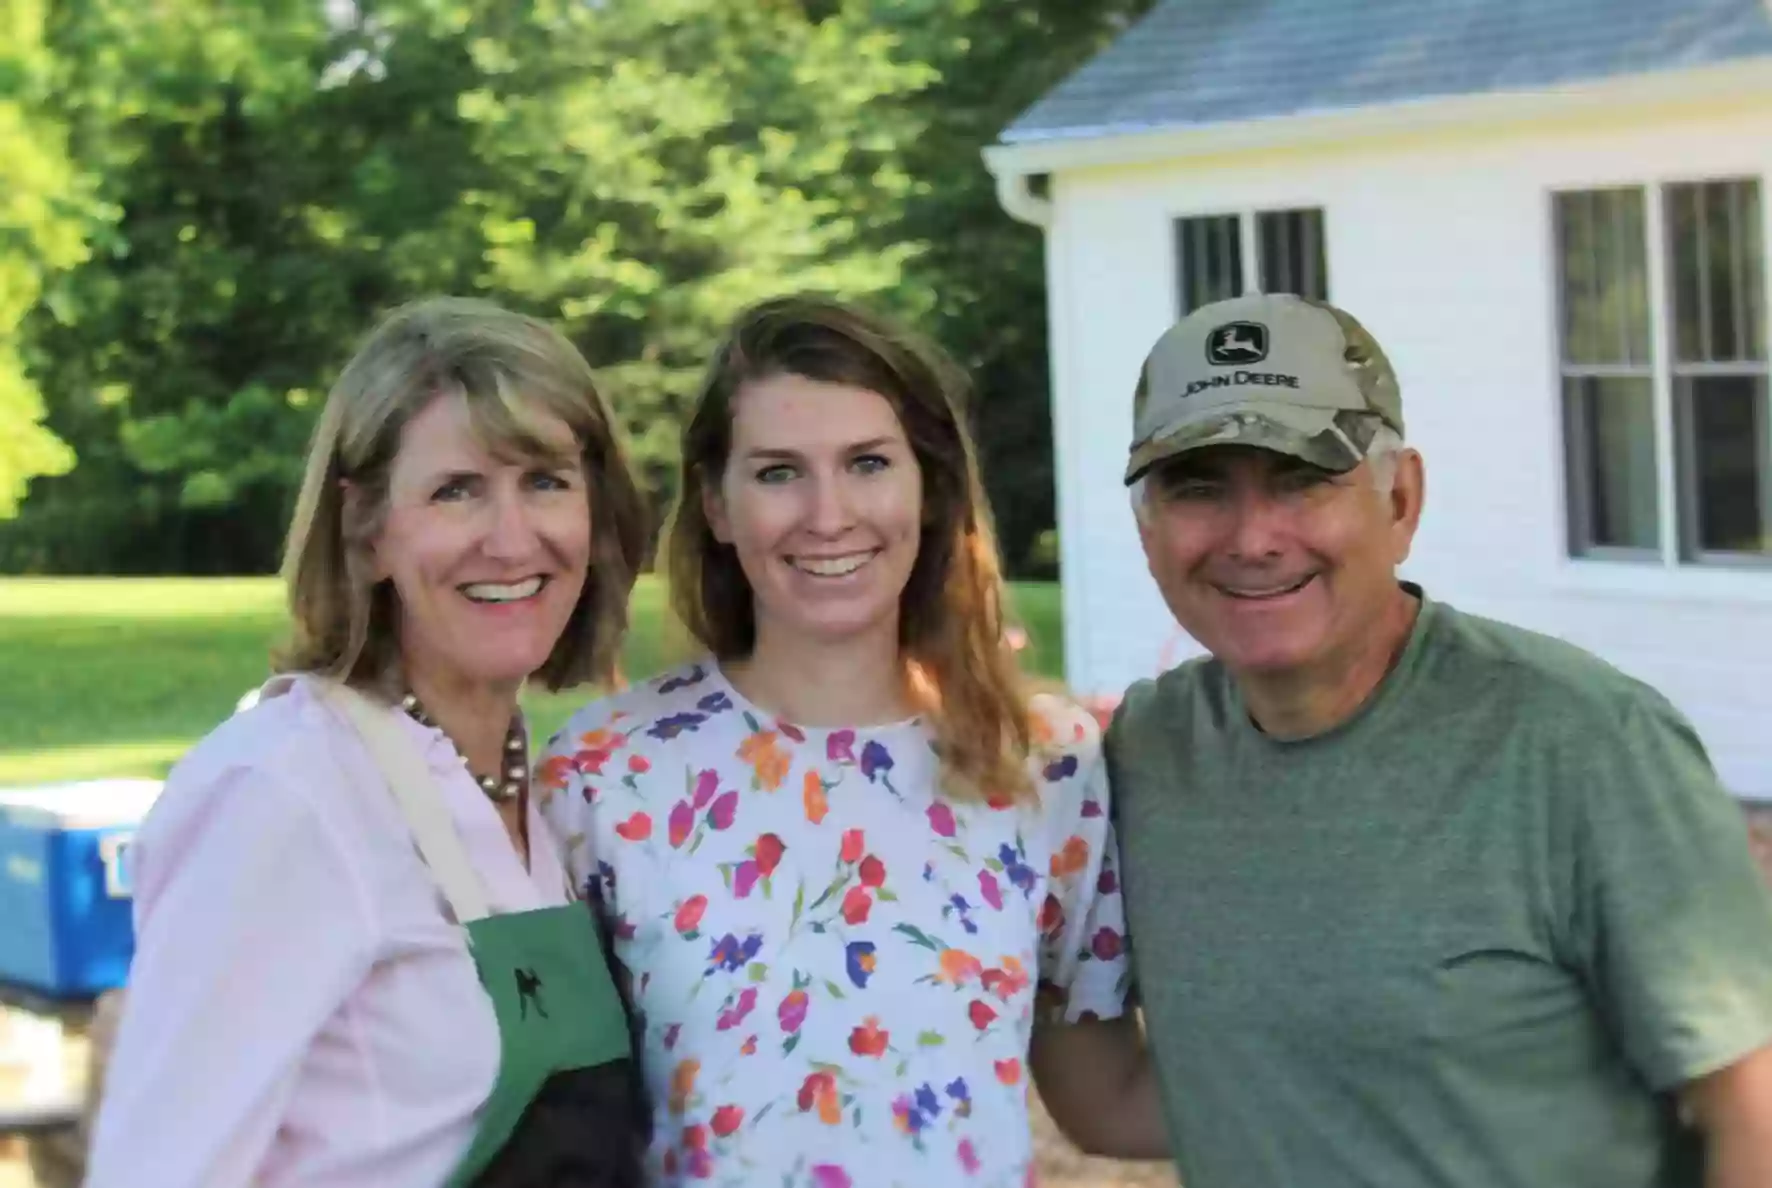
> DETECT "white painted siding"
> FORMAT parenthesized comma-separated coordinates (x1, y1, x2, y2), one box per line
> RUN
(1046, 101, 1772, 799)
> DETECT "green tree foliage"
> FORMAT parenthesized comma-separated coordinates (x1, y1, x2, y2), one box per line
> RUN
(887, 0, 1155, 573)
(0, 0, 96, 517)
(447, 0, 934, 497)
(2, 0, 1153, 574)
(14, 0, 377, 568)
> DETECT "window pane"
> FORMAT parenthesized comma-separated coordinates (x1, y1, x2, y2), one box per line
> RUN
(1257, 208, 1329, 300)
(1554, 189, 1650, 365)
(1565, 376, 1660, 551)
(1176, 215, 1243, 314)
(1667, 179, 1765, 364)
(1677, 375, 1768, 556)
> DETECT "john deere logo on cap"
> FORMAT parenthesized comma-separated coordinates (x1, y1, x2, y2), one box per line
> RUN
(1206, 321, 1268, 366)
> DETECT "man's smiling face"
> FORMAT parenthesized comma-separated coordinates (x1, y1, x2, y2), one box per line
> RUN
(1134, 443, 1422, 679)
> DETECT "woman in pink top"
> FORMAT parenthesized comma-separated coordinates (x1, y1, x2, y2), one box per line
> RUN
(85, 297, 651, 1187)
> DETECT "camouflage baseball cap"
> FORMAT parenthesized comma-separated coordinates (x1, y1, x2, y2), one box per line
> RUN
(1124, 293, 1404, 485)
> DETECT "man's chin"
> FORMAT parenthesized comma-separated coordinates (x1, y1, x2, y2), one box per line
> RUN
(1212, 635, 1323, 678)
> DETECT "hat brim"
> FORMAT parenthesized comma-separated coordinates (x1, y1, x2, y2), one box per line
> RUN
(1123, 403, 1366, 485)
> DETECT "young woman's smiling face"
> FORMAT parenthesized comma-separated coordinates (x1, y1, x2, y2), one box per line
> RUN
(706, 373, 923, 650)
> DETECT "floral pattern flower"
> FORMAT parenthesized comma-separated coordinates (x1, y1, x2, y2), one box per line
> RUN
(539, 660, 1129, 1187)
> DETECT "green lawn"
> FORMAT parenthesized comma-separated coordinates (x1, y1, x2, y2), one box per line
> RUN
(0, 576, 1063, 786)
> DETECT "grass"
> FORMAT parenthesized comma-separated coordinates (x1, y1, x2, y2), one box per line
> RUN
(0, 576, 1063, 786)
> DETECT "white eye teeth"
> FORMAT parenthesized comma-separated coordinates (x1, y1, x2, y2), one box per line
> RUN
(793, 555, 870, 577)
(463, 577, 545, 603)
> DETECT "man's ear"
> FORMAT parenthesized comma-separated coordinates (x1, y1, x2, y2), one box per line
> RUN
(1389, 449, 1426, 564)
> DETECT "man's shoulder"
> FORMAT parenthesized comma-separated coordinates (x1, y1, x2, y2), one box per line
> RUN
(1112, 653, 1223, 734)
(1427, 599, 1686, 735)
(1102, 654, 1233, 787)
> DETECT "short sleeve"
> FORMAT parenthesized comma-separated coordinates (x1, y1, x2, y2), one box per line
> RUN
(1100, 695, 1146, 1014)
(535, 698, 623, 910)
(1032, 698, 1133, 1025)
(1567, 689, 1772, 1090)
(84, 759, 377, 1188)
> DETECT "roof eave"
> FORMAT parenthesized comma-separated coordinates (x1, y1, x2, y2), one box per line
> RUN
(984, 56, 1772, 180)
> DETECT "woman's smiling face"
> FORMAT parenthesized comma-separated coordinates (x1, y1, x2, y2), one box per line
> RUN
(706, 373, 924, 650)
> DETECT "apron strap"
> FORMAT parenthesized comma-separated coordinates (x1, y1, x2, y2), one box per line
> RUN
(318, 681, 493, 925)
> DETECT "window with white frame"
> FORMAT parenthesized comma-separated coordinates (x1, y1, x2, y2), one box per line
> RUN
(1174, 207, 1328, 315)
(1554, 179, 1769, 565)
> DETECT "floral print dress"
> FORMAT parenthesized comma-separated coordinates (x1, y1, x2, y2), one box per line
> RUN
(537, 660, 1131, 1188)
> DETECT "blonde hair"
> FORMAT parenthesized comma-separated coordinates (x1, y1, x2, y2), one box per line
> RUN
(663, 293, 1035, 804)
(278, 296, 650, 693)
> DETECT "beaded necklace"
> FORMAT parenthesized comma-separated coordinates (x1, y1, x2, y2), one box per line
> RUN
(398, 691, 528, 804)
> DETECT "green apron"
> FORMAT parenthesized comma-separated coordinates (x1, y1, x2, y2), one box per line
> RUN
(321, 683, 634, 1187)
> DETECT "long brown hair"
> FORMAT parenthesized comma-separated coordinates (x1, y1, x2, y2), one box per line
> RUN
(663, 293, 1034, 803)
(278, 296, 650, 694)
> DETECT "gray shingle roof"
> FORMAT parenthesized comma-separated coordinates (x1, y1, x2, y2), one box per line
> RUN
(1001, 0, 1772, 144)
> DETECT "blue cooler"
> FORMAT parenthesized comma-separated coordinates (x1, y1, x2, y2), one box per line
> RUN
(0, 779, 162, 999)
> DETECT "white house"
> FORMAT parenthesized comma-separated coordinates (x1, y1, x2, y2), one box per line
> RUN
(985, 0, 1772, 800)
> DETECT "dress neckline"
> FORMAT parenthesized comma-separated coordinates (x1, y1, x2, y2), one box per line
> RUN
(705, 658, 925, 737)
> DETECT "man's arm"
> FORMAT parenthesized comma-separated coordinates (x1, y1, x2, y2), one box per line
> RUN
(1561, 690, 1772, 1184)
(1029, 694, 1169, 1160)
(1683, 1042, 1772, 1188)
(1030, 1014, 1169, 1160)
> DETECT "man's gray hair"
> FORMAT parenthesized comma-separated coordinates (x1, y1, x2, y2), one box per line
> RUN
(1365, 424, 1406, 494)
(1130, 424, 1408, 521)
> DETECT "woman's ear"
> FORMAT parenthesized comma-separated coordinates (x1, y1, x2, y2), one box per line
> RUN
(340, 479, 387, 581)
(701, 473, 733, 544)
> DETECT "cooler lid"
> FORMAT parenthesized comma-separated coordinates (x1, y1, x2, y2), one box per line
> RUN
(0, 779, 165, 830)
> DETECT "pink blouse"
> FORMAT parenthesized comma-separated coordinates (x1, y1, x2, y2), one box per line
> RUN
(84, 674, 572, 1188)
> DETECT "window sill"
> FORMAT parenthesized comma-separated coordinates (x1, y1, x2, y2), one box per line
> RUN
(1554, 558, 1772, 606)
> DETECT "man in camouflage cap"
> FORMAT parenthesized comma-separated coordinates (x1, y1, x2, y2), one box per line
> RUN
(1031, 294, 1772, 1187)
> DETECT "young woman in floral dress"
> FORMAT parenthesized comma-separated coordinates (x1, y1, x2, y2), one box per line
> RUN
(538, 295, 1140, 1188)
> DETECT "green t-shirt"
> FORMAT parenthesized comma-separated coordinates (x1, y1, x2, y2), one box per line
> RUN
(1105, 586, 1772, 1188)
